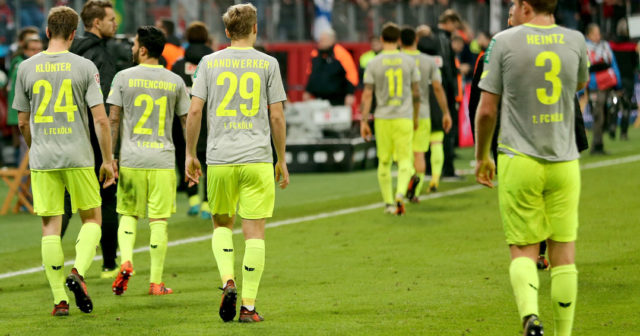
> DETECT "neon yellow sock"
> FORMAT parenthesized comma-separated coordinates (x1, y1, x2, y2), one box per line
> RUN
(188, 195, 200, 207)
(42, 235, 69, 304)
(149, 221, 168, 284)
(241, 239, 265, 307)
(414, 173, 426, 197)
(118, 215, 137, 266)
(510, 257, 539, 320)
(430, 142, 444, 185)
(377, 160, 393, 204)
(212, 227, 235, 285)
(551, 264, 578, 336)
(201, 201, 210, 213)
(73, 222, 101, 277)
(396, 158, 413, 197)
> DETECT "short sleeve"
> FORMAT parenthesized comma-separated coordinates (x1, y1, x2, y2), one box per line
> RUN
(267, 59, 287, 105)
(106, 71, 123, 107)
(577, 37, 589, 84)
(175, 79, 191, 116)
(430, 59, 442, 83)
(191, 59, 208, 101)
(11, 64, 31, 112)
(411, 64, 420, 83)
(363, 63, 374, 85)
(478, 37, 504, 95)
(85, 62, 104, 108)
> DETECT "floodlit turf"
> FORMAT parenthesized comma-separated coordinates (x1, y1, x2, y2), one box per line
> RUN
(0, 129, 639, 335)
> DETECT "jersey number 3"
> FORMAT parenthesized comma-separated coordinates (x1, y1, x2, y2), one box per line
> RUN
(535, 51, 562, 105)
(216, 71, 260, 117)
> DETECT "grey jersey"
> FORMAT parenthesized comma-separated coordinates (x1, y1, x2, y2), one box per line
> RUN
(363, 50, 420, 119)
(403, 50, 441, 119)
(12, 51, 103, 170)
(479, 24, 589, 162)
(107, 64, 190, 169)
(191, 47, 287, 165)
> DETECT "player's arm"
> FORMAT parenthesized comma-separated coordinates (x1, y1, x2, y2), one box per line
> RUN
(91, 103, 117, 186)
(432, 80, 452, 133)
(270, 102, 290, 189)
(185, 96, 204, 186)
(412, 82, 420, 130)
(180, 115, 188, 140)
(474, 91, 500, 188)
(360, 84, 374, 141)
(17, 111, 31, 148)
(108, 105, 121, 157)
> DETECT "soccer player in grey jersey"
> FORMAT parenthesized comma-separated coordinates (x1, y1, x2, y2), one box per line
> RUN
(360, 22, 421, 215)
(475, 0, 589, 335)
(107, 26, 191, 297)
(12, 6, 116, 316)
(185, 3, 289, 323)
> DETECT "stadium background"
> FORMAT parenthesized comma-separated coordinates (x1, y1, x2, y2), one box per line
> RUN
(0, 1, 639, 334)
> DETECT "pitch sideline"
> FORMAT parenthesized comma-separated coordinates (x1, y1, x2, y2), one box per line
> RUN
(1, 153, 639, 280)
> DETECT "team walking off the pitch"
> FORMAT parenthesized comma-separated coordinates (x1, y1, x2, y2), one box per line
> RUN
(14, 0, 584, 333)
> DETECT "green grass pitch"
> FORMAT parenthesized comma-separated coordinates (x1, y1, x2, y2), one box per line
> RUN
(0, 129, 639, 335)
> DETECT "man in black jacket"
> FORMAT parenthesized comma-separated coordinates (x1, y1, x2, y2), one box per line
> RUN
(418, 10, 461, 178)
(64, 0, 120, 279)
(171, 21, 212, 219)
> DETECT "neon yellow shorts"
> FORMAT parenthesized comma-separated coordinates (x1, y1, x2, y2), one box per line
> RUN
(498, 153, 580, 245)
(207, 163, 275, 219)
(116, 167, 177, 219)
(31, 168, 101, 216)
(374, 118, 413, 163)
(430, 130, 444, 143)
(412, 118, 432, 153)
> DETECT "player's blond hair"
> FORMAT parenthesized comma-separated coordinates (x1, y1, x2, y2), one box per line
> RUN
(47, 6, 79, 39)
(222, 4, 257, 40)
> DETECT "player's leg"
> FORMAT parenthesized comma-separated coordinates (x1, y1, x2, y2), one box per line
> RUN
(429, 131, 445, 191)
(63, 168, 102, 313)
(33, 170, 69, 315)
(545, 159, 580, 336)
(374, 119, 395, 211)
(393, 119, 414, 214)
(591, 90, 607, 153)
(498, 153, 550, 334)
(237, 163, 274, 322)
(208, 165, 240, 322)
(537, 241, 549, 270)
(409, 118, 431, 201)
(99, 183, 119, 277)
(146, 169, 177, 295)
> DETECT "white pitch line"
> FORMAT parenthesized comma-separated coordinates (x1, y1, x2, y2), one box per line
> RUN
(1, 153, 639, 280)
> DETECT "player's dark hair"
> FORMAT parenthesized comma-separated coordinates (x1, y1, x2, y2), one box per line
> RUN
(400, 26, 417, 47)
(518, 0, 557, 15)
(186, 21, 209, 44)
(137, 26, 166, 59)
(47, 6, 79, 40)
(381, 22, 400, 43)
(159, 18, 176, 36)
(80, 0, 112, 29)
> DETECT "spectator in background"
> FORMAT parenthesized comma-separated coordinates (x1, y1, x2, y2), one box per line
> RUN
(156, 18, 185, 70)
(555, 0, 580, 30)
(0, 0, 14, 48)
(304, 28, 359, 107)
(67, 0, 120, 279)
(7, 27, 40, 165)
(586, 23, 621, 155)
(451, 34, 473, 80)
(19, 0, 45, 28)
(171, 21, 212, 219)
(609, 18, 638, 141)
